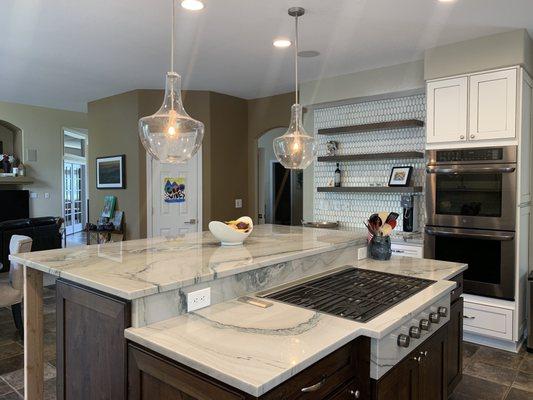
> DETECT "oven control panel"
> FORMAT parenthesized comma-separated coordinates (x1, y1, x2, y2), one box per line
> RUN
(370, 295, 451, 380)
(436, 147, 503, 162)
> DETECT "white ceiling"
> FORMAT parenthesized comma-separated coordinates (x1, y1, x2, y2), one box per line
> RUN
(2, 0, 533, 112)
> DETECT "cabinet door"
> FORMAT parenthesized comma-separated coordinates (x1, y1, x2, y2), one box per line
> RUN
(469, 69, 517, 141)
(419, 325, 448, 400)
(427, 77, 468, 144)
(447, 297, 463, 395)
(372, 355, 419, 400)
(57, 279, 131, 400)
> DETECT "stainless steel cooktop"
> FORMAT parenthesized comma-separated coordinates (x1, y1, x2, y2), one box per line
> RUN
(262, 267, 435, 323)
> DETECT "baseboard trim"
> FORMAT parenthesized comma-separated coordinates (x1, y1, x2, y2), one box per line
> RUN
(464, 332, 524, 353)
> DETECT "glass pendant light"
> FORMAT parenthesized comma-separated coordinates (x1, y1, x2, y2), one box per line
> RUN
(139, 0, 204, 163)
(273, 7, 316, 170)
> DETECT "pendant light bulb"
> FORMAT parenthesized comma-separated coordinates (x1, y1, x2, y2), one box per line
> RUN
(273, 7, 316, 170)
(138, 0, 204, 163)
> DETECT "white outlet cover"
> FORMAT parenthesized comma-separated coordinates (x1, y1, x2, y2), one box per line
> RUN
(187, 287, 211, 312)
(30, 192, 38, 199)
(357, 246, 368, 260)
(44, 192, 50, 199)
(235, 199, 242, 208)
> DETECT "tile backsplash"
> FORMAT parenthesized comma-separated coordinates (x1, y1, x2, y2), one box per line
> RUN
(313, 94, 426, 231)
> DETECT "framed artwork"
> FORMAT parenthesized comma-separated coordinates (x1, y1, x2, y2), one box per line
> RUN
(163, 177, 186, 203)
(101, 195, 117, 218)
(388, 166, 413, 187)
(96, 155, 125, 189)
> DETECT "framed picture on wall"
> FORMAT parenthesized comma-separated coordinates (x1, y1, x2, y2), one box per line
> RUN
(96, 155, 125, 189)
(388, 166, 413, 187)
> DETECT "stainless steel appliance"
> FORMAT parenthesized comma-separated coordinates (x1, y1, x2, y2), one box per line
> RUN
(260, 267, 450, 380)
(401, 194, 419, 232)
(528, 271, 533, 351)
(424, 146, 517, 300)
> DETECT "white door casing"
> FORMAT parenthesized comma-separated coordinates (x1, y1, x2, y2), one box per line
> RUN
(148, 150, 202, 237)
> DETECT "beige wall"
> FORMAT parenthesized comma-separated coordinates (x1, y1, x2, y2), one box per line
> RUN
(247, 92, 293, 224)
(0, 101, 88, 218)
(209, 92, 249, 223)
(88, 89, 248, 238)
(424, 29, 533, 80)
(88, 91, 141, 240)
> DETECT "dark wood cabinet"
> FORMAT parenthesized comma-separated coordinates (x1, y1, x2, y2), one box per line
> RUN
(372, 323, 448, 400)
(56, 279, 131, 400)
(447, 294, 464, 394)
(128, 336, 370, 400)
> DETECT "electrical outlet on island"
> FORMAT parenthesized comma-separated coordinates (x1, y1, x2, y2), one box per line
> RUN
(235, 198, 242, 208)
(187, 287, 211, 312)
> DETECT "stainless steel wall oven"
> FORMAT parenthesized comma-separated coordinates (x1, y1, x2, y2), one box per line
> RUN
(424, 146, 517, 300)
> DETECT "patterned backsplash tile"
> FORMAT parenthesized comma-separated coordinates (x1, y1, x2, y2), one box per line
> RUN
(313, 94, 426, 231)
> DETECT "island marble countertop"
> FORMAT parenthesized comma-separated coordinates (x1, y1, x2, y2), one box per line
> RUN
(10, 225, 365, 300)
(125, 258, 466, 396)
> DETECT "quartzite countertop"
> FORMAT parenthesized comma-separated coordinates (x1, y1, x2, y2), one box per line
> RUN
(125, 257, 467, 396)
(10, 224, 366, 300)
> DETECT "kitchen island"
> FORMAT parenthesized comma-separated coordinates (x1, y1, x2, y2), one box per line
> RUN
(11, 225, 466, 400)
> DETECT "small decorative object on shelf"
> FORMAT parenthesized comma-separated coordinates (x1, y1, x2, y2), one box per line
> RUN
(1, 155, 11, 173)
(101, 195, 117, 218)
(364, 211, 399, 260)
(388, 166, 413, 187)
(334, 163, 342, 187)
(326, 140, 338, 156)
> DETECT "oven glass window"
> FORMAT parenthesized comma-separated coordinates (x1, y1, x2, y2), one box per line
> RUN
(435, 236, 501, 284)
(435, 173, 502, 217)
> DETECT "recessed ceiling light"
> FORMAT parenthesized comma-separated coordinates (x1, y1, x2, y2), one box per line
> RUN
(181, 0, 204, 11)
(273, 39, 292, 48)
(298, 50, 320, 58)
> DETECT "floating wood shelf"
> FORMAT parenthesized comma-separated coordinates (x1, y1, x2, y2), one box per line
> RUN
(317, 186, 423, 193)
(317, 119, 424, 135)
(0, 176, 33, 185)
(317, 151, 424, 162)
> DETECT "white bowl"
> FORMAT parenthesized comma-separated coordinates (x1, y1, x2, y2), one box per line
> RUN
(208, 216, 253, 246)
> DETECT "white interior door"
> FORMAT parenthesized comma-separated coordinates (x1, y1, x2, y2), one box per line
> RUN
(63, 162, 85, 235)
(151, 152, 201, 236)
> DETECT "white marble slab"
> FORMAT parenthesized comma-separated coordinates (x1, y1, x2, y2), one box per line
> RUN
(126, 262, 459, 396)
(10, 225, 364, 300)
(356, 255, 467, 281)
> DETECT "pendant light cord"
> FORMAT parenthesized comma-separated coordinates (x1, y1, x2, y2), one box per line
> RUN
(294, 14, 299, 105)
(171, 0, 175, 73)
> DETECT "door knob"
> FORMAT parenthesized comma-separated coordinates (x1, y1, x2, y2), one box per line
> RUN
(185, 219, 197, 225)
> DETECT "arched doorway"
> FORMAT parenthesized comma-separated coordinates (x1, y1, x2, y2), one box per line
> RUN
(257, 128, 303, 225)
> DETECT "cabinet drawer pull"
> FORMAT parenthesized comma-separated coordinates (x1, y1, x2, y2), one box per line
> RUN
(348, 389, 361, 398)
(460, 135, 465, 140)
(463, 315, 476, 319)
(301, 376, 326, 392)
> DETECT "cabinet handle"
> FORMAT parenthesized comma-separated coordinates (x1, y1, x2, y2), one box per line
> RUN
(413, 356, 422, 363)
(463, 315, 476, 319)
(348, 389, 361, 398)
(301, 376, 326, 392)
(420, 350, 428, 357)
(470, 134, 476, 139)
(459, 135, 465, 140)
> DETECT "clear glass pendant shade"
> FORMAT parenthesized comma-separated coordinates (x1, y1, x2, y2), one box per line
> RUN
(273, 104, 316, 169)
(139, 72, 204, 163)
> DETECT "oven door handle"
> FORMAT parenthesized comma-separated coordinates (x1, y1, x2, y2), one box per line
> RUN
(425, 227, 515, 241)
(426, 166, 516, 174)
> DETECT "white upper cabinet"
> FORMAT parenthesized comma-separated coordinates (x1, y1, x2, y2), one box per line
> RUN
(469, 69, 517, 141)
(426, 67, 519, 147)
(427, 77, 468, 144)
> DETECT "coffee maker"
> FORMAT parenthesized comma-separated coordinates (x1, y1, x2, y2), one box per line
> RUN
(401, 194, 419, 232)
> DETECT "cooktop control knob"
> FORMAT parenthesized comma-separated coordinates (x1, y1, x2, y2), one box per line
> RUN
(420, 319, 430, 331)
(409, 326, 421, 339)
(397, 334, 410, 348)
(429, 312, 441, 324)
(438, 306, 448, 317)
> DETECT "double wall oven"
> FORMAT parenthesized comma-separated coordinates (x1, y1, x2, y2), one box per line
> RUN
(424, 146, 517, 300)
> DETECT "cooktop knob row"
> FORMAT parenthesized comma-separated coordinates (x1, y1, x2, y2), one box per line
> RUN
(429, 312, 441, 324)
(397, 334, 410, 348)
(409, 326, 421, 339)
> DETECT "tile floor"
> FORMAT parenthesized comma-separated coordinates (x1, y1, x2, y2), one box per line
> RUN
(0, 284, 532, 399)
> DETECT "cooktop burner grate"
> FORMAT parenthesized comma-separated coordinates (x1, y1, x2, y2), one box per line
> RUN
(262, 268, 435, 323)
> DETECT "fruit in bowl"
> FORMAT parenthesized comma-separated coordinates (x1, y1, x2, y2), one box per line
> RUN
(208, 216, 253, 246)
